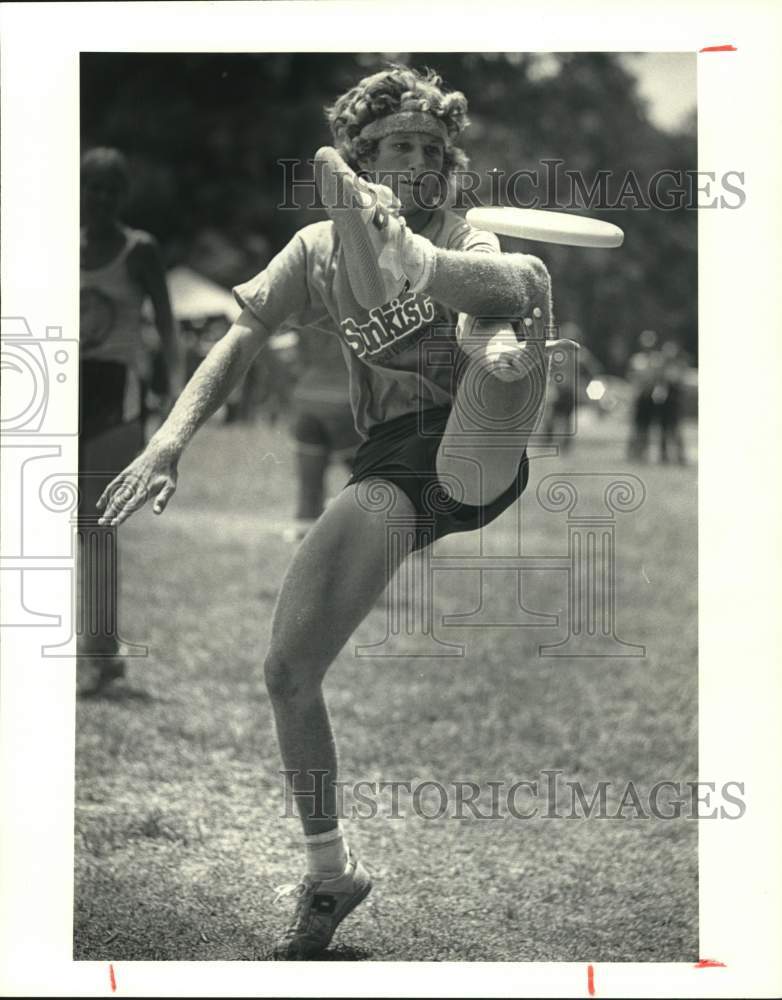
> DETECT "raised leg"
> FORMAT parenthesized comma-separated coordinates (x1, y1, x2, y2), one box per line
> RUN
(436, 316, 549, 507)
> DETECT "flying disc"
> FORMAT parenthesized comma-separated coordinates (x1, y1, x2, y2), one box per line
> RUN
(466, 207, 624, 248)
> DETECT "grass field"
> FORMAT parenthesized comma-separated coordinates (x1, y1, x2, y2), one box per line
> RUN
(74, 414, 698, 962)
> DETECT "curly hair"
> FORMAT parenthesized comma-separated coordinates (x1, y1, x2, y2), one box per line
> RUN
(325, 65, 470, 178)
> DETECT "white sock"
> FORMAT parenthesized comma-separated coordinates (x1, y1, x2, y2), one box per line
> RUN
(304, 827, 348, 880)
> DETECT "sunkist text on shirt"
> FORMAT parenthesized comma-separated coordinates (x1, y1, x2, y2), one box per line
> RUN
(340, 290, 437, 362)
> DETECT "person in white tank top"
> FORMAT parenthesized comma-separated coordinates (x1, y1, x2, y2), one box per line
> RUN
(80, 147, 180, 421)
(78, 147, 181, 693)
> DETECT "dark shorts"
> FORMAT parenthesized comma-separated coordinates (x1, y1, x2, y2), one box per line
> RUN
(80, 360, 129, 442)
(79, 360, 144, 514)
(346, 407, 529, 551)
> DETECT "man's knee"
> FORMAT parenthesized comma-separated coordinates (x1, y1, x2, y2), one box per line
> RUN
(264, 648, 322, 705)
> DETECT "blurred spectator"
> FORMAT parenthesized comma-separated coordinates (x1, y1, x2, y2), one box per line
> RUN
(79, 146, 181, 694)
(544, 355, 578, 452)
(147, 266, 243, 428)
(180, 314, 244, 423)
(626, 332, 688, 464)
(543, 337, 600, 452)
(246, 331, 300, 427)
(654, 342, 688, 464)
(286, 327, 361, 540)
(626, 329, 661, 462)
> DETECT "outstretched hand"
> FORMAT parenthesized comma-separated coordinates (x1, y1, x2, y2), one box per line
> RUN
(96, 442, 179, 526)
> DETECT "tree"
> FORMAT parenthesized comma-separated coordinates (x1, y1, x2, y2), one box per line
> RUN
(81, 52, 697, 369)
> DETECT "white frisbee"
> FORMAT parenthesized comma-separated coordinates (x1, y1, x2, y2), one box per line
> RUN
(466, 207, 624, 248)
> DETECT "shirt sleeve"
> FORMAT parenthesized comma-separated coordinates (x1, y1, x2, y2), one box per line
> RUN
(233, 232, 313, 334)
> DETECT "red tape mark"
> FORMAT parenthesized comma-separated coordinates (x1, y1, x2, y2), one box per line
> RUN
(109, 963, 117, 992)
(587, 963, 596, 995)
(695, 958, 726, 968)
(700, 44, 737, 52)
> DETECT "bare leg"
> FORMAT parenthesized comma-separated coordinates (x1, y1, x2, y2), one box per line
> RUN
(76, 467, 125, 693)
(265, 480, 417, 835)
(77, 418, 143, 688)
(436, 317, 549, 506)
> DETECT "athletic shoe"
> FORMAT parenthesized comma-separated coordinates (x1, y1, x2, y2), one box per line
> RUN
(314, 146, 434, 310)
(272, 851, 372, 959)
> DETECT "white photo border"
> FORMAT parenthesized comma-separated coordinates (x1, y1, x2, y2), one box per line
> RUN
(1, 1, 781, 997)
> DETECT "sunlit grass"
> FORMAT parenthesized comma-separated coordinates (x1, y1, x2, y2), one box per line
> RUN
(74, 418, 698, 961)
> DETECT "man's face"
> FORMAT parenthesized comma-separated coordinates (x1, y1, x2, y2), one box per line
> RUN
(81, 169, 127, 226)
(361, 131, 446, 211)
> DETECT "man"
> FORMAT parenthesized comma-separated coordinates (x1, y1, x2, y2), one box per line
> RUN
(97, 67, 555, 957)
(79, 147, 180, 693)
(626, 328, 660, 462)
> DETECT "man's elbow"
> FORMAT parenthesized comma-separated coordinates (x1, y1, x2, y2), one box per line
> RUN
(225, 307, 270, 366)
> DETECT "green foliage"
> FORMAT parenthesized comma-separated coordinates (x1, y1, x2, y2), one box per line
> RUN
(82, 52, 696, 369)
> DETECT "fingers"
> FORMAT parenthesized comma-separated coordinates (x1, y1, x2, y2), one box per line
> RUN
(95, 477, 118, 512)
(544, 338, 580, 352)
(521, 306, 548, 342)
(153, 478, 177, 515)
(375, 182, 401, 212)
(96, 472, 134, 519)
(363, 177, 401, 214)
(352, 174, 378, 211)
(97, 472, 149, 527)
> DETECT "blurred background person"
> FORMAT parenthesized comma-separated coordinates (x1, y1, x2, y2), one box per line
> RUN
(543, 335, 602, 453)
(626, 331, 689, 464)
(626, 328, 660, 462)
(78, 146, 181, 694)
(543, 355, 577, 452)
(248, 331, 299, 428)
(654, 340, 688, 464)
(286, 326, 361, 541)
